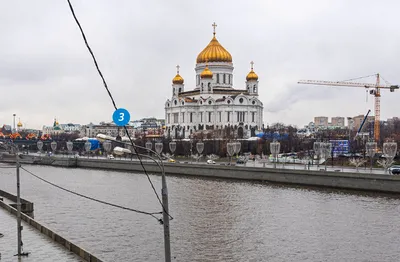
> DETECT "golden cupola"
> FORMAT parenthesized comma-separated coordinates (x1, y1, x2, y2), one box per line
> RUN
(200, 64, 213, 79)
(246, 61, 258, 81)
(196, 23, 232, 64)
(17, 119, 23, 128)
(172, 65, 184, 84)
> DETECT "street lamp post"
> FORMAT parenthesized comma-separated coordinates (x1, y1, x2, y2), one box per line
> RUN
(37, 140, 43, 157)
(50, 141, 57, 155)
(234, 141, 241, 159)
(313, 142, 321, 170)
(15, 146, 22, 256)
(320, 142, 332, 171)
(196, 141, 204, 162)
(84, 141, 91, 158)
(155, 142, 163, 155)
(382, 142, 397, 174)
(189, 139, 193, 164)
(145, 141, 152, 156)
(13, 113, 16, 133)
(365, 141, 377, 173)
(270, 140, 281, 169)
(103, 140, 112, 157)
(66, 141, 73, 158)
(169, 141, 176, 156)
(226, 142, 235, 165)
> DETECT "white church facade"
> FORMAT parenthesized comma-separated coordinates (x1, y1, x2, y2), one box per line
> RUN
(165, 24, 264, 139)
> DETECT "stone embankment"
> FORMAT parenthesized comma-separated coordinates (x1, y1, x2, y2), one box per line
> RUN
(2, 154, 400, 194)
(0, 197, 103, 262)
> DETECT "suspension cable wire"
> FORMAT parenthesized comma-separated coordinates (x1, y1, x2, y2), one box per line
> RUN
(341, 73, 378, 82)
(20, 166, 163, 222)
(65, 0, 172, 221)
(379, 75, 391, 86)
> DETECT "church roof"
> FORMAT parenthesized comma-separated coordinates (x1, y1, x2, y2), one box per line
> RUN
(196, 24, 232, 64)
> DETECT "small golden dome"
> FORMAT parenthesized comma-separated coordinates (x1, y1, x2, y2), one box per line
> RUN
(17, 121, 23, 127)
(172, 74, 184, 84)
(172, 65, 184, 84)
(246, 61, 258, 81)
(200, 65, 213, 79)
(196, 24, 232, 64)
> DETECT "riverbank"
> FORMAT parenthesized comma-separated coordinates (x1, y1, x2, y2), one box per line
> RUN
(1, 154, 400, 194)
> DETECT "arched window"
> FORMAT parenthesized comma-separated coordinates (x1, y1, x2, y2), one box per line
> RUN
(223, 74, 226, 84)
(208, 82, 211, 91)
(178, 88, 182, 93)
(216, 74, 220, 83)
(173, 88, 175, 94)
(253, 85, 257, 93)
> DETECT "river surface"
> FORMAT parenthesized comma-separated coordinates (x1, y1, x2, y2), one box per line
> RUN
(1, 165, 399, 261)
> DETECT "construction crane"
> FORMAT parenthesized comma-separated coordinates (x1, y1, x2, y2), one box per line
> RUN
(298, 73, 399, 143)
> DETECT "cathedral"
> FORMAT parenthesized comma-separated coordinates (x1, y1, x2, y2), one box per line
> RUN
(165, 23, 264, 139)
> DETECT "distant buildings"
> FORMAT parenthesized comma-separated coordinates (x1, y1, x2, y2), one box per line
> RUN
(80, 117, 165, 138)
(348, 115, 374, 131)
(313, 116, 345, 129)
(314, 116, 329, 128)
(42, 118, 81, 135)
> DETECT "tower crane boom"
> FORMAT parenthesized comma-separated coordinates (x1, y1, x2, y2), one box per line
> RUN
(298, 74, 399, 143)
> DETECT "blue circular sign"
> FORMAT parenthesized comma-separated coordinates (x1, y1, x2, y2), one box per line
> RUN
(112, 108, 130, 126)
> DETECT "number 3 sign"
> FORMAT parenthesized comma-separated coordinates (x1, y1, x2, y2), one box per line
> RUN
(112, 108, 131, 126)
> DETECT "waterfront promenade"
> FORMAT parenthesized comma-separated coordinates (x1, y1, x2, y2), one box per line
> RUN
(0, 208, 83, 261)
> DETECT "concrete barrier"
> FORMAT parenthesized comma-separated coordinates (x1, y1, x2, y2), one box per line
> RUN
(76, 158, 400, 194)
(0, 200, 103, 262)
(0, 189, 34, 214)
(2, 156, 400, 194)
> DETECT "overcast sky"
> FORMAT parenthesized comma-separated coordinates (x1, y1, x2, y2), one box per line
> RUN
(1, 0, 400, 129)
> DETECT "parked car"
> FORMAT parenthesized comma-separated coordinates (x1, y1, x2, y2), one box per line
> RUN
(168, 158, 176, 163)
(388, 165, 400, 175)
(236, 159, 246, 164)
(207, 159, 216, 164)
(107, 154, 115, 160)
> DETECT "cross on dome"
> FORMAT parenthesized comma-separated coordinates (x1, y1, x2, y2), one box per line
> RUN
(212, 22, 217, 35)
(172, 65, 184, 84)
(246, 61, 258, 81)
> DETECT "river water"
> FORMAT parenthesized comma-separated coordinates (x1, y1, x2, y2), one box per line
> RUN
(1, 165, 399, 261)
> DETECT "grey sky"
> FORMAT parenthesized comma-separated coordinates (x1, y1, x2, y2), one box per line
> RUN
(1, 0, 400, 129)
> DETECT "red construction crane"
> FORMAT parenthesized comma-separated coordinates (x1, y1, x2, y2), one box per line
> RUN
(298, 73, 399, 143)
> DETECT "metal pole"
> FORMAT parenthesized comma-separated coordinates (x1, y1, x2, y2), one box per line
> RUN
(16, 148, 22, 256)
(13, 114, 16, 133)
(161, 172, 171, 262)
(370, 157, 373, 174)
(110, 140, 171, 262)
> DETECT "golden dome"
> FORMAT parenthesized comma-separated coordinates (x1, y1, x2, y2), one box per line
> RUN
(246, 61, 258, 81)
(196, 25, 232, 64)
(17, 120, 23, 127)
(172, 65, 184, 84)
(172, 74, 184, 84)
(200, 65, 213, 79)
